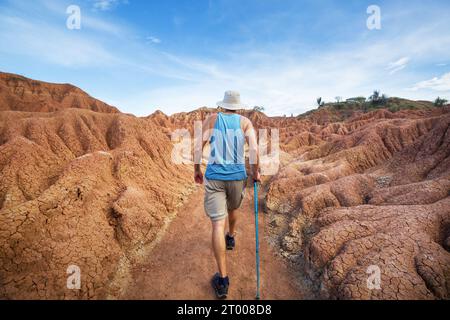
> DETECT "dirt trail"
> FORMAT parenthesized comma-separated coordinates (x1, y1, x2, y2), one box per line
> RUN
(122, 185, 312, 300)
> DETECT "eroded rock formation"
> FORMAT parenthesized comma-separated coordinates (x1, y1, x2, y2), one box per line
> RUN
(0, 72, 119, 113)
(1, 71, 449, 300)
(266, 108, 450, 300)
(0, 87, 192, 299)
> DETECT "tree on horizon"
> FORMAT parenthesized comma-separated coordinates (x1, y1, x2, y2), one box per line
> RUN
(316, 97, 325, 108)
(434, 97, 448, 107)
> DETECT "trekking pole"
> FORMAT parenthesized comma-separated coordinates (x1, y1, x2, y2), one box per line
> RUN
(254, 181, 261, 300)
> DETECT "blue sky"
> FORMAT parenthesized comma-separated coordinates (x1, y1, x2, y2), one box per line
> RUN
(0, 0, 449, 116)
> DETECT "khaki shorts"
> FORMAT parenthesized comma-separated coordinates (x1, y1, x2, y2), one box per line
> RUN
(204, 179, 247, 221)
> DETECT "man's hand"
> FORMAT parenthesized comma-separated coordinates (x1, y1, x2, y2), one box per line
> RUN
(253, 171, 261, 183)
(194, 169, 204, 184)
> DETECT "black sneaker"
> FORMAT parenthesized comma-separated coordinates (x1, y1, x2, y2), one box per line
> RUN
(211, 273, 229, 299)
(225, 234, 235, 250)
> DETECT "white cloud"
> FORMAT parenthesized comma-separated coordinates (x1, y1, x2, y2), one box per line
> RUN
(33, 0, 129, 37)
(387, 57, 410, 75)
(122, 48, 378, 116)
(409, 73, 450, 92)
(83, 16, 125, 37)
(0, 13, 118, 67)
(93, 0, 116, 11)
(147, 36, 161, 44)
(92, 0, 128, 11)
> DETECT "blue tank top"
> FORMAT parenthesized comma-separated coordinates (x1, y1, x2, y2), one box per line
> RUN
(205, 113, 247, 181)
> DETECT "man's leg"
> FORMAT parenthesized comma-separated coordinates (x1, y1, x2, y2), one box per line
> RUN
(226, 179, 245, 238)
(228, 209, 238, 237)
(212, 219, 227, 277)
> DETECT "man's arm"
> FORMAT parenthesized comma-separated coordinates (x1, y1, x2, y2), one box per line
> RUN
(243, 117, 261, 182)
(194, 115, 212, 184)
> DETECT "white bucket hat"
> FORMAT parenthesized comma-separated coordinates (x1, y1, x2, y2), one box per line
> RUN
(217, 90, 247, 111)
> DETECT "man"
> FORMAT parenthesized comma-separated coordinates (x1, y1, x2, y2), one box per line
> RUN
(194, 90, 260, 299)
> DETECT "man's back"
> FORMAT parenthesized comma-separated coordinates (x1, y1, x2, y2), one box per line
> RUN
(204, 112, 248, 181)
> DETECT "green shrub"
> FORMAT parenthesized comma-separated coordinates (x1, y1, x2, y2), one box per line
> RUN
(434, 97, 448, 107)
(388, 105, 400, 113)
(347, 97, 366, 104)
(369, 90, 388, 106)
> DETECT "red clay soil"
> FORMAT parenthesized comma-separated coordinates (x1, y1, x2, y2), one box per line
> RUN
(0, 72, 120, 113)
(0, 107, 194, 299)
(121, 187, 312, 300)
(1, 72, 450, 300)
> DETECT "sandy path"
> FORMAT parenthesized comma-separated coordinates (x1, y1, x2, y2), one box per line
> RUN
(123, 185, 310, 300)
